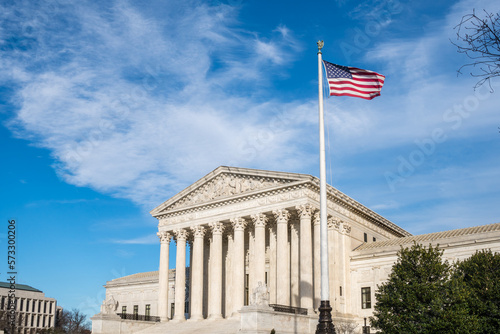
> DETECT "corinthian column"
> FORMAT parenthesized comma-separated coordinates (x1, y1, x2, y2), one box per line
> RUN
(342, 222, 352, 315)
(208, 221, 224, 320)
(231, 217, 247, 317)
(313, 211, 321, 311)
(296, 204, 314, 312)
(273, 209, 290, 306)
(189, 226, 206, 321)
(173, 229, 188, 321)
(157, 231, 171, 322)
(251, 213, 268, 288)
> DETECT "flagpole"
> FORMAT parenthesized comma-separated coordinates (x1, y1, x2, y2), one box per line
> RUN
(316, 41, 336, 334)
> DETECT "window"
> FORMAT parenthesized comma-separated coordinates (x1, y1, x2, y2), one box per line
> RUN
(26, 299, 30, 312)
(1, 296, 4, 309)
(373, 237, 376, 242)
(145, 304, 151, 321)
(38, 300, 41, 313)
(340, 286, 343, 297)
(244, 274, 249, 306)
(122, 306, 127, 316)
(361, 287, 371, 309)
(44, 301, 47, 313)
(20, 299, 24, 311)
(364, 233, 368, 243)
(32, 300, 35, 312)
(133, 305, 138, 320)
(49, 302, 53, 314)
(170, 303, 174, 320)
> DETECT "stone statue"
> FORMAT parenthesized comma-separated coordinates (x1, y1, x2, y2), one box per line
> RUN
(251, 281, 269, 306)
(101, 295, 118, 314)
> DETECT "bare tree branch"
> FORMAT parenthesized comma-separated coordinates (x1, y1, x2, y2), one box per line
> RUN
(452, 9, 500, 91)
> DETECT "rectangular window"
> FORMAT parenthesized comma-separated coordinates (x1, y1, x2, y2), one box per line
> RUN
(373, 237, 376, 242)
(122, 306, 127, 316)
(38, 300, 41, 313)
(244, 274, 249, 306)
(133, 305, 138, 320)
(170, 303, 174, 320)
(49, 302, 52, 314)
(32, 300, 36, 313)
(364, 233, 368, 243)
(20, 299, 24, 311)
(145, 304, 151, 320)
(42, 315, 46, 327)
(340, 286, 343, 297)
(1, 296, 4, 309)
(44, 301, 47, 314)
(31, 314, 34, 327)
(361, 287, 371, 309)
(26, 299, 30, 312)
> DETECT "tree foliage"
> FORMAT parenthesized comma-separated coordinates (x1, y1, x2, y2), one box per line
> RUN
(454, 250, 500, 334)
(332, 319, 359, 334)
(370, 243, 478, 334)
(453, 9, 500, 89)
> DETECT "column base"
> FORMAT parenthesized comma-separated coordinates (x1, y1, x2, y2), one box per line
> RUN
(188, 315, 204, 321)
(172, 315, 186, 322)
(207, 314, 223, 320)
(315, 300, 336, 334)
(159, 316, 169, 322)
(230, 311, 241, 319)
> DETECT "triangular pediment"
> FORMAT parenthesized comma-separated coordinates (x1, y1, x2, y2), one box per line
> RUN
(150, 166, 313, 216)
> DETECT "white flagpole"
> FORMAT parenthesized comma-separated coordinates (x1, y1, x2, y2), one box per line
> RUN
(316, 40, 335, 334)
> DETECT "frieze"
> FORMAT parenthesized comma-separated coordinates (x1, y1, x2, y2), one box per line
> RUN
(165, 174, 293, 211)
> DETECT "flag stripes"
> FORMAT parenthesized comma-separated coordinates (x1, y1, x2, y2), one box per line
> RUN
(323, 61, 385, 100)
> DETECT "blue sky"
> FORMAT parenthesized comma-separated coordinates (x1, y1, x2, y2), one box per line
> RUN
(1, 0, 499, 319)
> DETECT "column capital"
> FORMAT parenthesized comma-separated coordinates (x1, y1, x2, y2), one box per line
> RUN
(174, 228, 189, 241)
(157, 231, 172, 244)
(341, 222, 351, 235)
(273, 209, 290, 223)
(209, 221, 225, 234)
(327, 217, 341, 230)
(289, 219, 299, 234)
(251, 213, 268, 228)
(191, 225, 206, 238)
(296, 204, 314, 219)
(231, 217, 247, 231)
(313, 211, 321, 226)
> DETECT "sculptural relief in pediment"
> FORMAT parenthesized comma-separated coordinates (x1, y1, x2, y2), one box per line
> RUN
(166, 174, 295, 211)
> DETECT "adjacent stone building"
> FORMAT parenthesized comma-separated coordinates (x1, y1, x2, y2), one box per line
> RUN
(0, 282, 59, 334)
(92, 166, 500, 334)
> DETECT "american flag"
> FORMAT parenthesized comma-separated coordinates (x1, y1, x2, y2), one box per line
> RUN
(323, 60, 385, 100)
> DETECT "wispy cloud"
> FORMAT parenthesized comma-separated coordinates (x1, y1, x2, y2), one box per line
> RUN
(111, 234, 158, 245)
(0, 0, 309, 207)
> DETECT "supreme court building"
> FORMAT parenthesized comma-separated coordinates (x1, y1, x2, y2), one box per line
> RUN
(91, 166, 500, 334)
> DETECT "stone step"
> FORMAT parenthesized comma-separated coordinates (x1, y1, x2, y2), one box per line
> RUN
(134, 318, 241, 334)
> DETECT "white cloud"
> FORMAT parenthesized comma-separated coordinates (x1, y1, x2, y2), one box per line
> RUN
(1, 0, 309, 207)
(111, 234, 158, 245)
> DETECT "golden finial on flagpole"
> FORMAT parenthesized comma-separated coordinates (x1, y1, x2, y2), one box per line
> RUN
(317, 40, 324, 53)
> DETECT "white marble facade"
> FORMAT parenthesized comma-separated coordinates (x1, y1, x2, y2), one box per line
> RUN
(92, 166, 500, 334)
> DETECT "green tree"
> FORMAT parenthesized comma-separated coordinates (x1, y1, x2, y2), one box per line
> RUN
(370, 243, 478, 334)
(454, 250, 500, 334)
